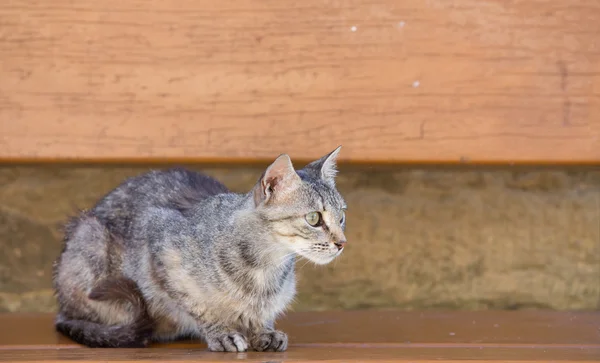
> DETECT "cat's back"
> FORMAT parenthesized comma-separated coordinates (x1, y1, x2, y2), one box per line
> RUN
(93, 167, 230, 235)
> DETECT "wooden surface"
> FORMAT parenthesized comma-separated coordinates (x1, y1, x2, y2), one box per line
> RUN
(0, 311, 598, 362)
(1, 0, 599, 165)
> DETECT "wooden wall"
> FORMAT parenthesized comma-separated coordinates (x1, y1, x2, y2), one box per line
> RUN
(1, 0, 599, 164)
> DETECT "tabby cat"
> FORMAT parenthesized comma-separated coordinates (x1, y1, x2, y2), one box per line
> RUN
(53, 147, 347, 352)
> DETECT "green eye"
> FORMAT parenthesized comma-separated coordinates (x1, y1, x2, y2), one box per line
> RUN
(305, 211, 322, 226)
(340, 210, 345, 224)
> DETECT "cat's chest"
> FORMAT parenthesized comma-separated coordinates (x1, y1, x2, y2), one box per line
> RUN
(159, 249, 296, 323)
(221, 266, 296, 318)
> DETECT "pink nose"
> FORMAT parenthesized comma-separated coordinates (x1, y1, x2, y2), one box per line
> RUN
(334, 240, 347, 250)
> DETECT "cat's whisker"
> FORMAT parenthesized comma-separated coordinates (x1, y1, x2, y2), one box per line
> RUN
(273, 252, 297, 267)
(297, 257, 313, 271)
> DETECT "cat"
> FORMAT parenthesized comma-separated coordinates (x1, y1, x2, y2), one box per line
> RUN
(52, 147, 347, 352)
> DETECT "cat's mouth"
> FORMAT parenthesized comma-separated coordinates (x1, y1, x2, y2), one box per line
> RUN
(295, 246, 343, 265)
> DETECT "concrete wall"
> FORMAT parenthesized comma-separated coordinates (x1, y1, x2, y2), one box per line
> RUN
(1, 165, 598, 312)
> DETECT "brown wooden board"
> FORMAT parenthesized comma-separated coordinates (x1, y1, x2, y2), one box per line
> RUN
(1, 347, 599, 363)
(0, 311, 598, 362)
(1, 0, 599, 165)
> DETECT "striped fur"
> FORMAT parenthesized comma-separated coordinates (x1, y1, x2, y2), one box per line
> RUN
(53, 147, 347, 352)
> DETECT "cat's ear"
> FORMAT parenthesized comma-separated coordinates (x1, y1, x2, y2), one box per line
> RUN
(304, 146, 342, 185)
(253, 154, 302, 206)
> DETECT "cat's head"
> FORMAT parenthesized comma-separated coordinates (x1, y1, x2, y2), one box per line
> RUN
(252, 146, 347, 265)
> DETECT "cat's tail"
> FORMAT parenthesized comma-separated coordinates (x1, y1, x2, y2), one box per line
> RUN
(55, 277, 154, 348)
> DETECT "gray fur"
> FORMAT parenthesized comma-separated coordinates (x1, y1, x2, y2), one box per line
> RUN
(52, 148, 347, 352)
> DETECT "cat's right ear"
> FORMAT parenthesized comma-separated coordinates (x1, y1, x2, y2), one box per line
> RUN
(253, 154, 302, 206)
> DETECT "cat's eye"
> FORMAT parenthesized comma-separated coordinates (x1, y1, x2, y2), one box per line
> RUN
(340, 210, 345, 225)
(305, 211, 323, 227)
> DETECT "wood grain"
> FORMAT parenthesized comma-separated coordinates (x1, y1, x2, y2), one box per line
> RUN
(1, 347, 599, 363)
(1, 0, 599, 164)
(2, 311, 599, 348)
(0, 311, 598, 362)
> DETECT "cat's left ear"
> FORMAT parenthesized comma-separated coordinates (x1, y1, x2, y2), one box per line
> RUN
(304, 146, 342, 185)
(253, 153, 302, 206)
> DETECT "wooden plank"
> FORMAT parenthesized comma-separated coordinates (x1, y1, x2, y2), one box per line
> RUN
(1, 311, 599, 348)
(1, 347, 600, 363)
(0, 312, 598, 363)
(1, 0, 599, 164)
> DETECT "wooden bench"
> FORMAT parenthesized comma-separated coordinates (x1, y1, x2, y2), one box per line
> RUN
(1, 311, 599, 362)
(0, 0, 598, 165)
(1, 0, 599, 362)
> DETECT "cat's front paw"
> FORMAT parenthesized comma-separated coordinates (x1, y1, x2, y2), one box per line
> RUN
(206, 332, 248, 352)
(250, 330, 288, 352)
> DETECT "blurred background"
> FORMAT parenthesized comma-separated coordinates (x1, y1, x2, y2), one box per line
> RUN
(1, 165, 599, 312)
(1, 0, 599, 314)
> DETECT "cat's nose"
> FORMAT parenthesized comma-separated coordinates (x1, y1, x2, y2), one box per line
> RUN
(334, 240, 346, 250)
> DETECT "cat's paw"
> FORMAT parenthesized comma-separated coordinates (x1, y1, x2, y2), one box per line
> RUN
(206, 332, 248, 352)
(250, 330, 288, 352)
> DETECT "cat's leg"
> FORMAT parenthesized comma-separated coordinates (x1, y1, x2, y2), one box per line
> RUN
(202, 322, 249, 352)
(149, 303, 248, 351)
(53, 213, 154, 348)
(149, 308, 250, 351)
(149, 309, 205, 344)
(248, 320, 288, 352)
